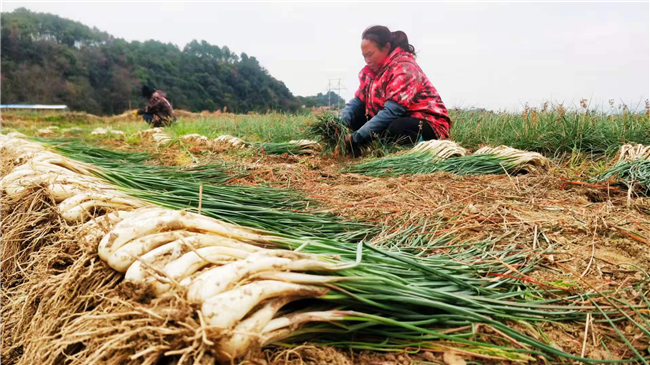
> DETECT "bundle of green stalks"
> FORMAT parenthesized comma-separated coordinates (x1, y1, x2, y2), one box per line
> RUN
(266, 239, 650, 364)
(594, 159, 650, 196)
(348, 153, 523, 177)
(46, 140, 375, 240)
(47, 140, 234, 184)
(307, 112, 349, 154)
(252, 140, 321, 156)
(36, 138, 152, 164)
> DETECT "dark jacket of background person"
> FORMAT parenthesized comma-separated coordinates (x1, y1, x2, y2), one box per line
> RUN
(138, 90, 175, 127)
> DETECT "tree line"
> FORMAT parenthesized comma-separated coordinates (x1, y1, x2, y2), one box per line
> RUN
(1, 8, 343, 115)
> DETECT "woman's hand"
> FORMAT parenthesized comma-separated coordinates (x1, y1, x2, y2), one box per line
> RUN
(343, 134, 353, 149)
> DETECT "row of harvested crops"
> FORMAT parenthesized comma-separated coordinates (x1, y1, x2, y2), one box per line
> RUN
(149, 126, 650, 198)
(308, 114, 650, 191)
(34, 123, 645, 190)
(35, 126, 322, 156)
(346, 138, 650, 198)
(143, 125, 553, 177)
(29, 123, 650, 194)
(140, 128, 322, 155)
(2, 133, 649, 364)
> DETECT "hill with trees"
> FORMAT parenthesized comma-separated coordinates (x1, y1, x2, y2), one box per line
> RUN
(1, 8, 344, 115)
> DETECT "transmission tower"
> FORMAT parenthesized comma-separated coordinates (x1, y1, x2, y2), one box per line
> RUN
(326, 78, 347, 109)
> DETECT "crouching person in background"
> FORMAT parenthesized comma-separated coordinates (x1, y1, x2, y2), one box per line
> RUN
(137, 85, 176, 127)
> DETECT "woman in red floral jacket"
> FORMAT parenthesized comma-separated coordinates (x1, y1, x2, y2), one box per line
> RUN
(340, 26, 451, 152)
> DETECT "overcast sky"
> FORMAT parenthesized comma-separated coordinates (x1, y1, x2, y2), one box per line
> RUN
(3, 1, 649, 111)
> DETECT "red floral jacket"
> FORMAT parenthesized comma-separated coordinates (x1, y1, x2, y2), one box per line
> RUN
(354, 47, 451, 139)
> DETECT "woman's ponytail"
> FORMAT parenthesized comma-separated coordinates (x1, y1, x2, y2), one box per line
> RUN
(362, 25, 416, 54)
(390, 30, 415, 54)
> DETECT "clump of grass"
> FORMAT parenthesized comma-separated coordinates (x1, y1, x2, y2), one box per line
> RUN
(167, 112, 309, 142)
(449, 104, 650, 156)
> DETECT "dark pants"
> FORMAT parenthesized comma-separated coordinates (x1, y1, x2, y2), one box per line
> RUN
(142, 113, 173, 128)
(349, 114, 437, 145)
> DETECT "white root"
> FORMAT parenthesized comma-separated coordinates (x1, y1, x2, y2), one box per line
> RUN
(107, 230, 260, 273)
(111, 231, 260, 271)
(152, 131, 172, 145)
(150, 246, 253, 294)
(260, 311, 354, 347)
(124, 243, 250, 283)
(29, 153, 97, 174)
(2, 165, 76, 188)
(58, 192, 143, 213)
(36, 126, 59, 136)
(123, 240, 187, 282)
(139, 128, 163, 137)
(182, 134, 211, 147)
(46, 177, 120, 202)
(62, 200, 143, 222)
(261, 310, 351, 334)
(16, 150, 61, 164)
(61, 127, 83, 134)
(187, 251, 334, 302)
(201, 280, 328, 329)
(6, 131, 27, 139)
(2, 173, 52, 197)
(14, 148, 49, 164)
(104, 231, 197, 272)
(214, 135, 246, 149)
(474, 145, 550, 171)
(215, 298, 291, 362)
(287, 140, 322, 154)
(407, 140, 467, 160)
(0, 134, 39, 148)
(617, 143, 650, 162)
(98, 209, 275, 257)
(97, 207, 176, 254)
(58, 192, 145, 222)
(80, 211, 131, 246)
(3, 170, 113, 199)
(91, 128, 123, 136)
(48, 183, 86, 202)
